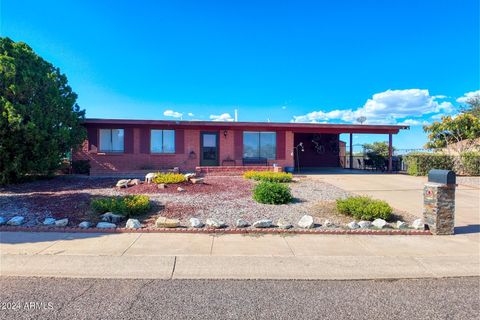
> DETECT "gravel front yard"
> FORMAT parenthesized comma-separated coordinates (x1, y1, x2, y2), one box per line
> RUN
(0, 175, 417, 228)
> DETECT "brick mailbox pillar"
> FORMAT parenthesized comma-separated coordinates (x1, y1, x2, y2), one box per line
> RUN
(423, 169, 456, 235)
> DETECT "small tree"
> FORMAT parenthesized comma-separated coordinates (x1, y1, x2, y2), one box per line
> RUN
(460, 93, 480, 117)
(0, 37, 86, 184)
(362, 142, 393, 169)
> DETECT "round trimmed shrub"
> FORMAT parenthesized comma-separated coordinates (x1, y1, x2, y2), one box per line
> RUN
(336, 196, 392, 221)
(253, 181, 293, 205)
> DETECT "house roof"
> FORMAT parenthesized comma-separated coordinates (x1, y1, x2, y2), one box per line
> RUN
(84, 118, 409, 134)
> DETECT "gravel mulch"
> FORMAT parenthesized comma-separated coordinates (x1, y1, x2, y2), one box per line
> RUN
(0, 175, 418, 228)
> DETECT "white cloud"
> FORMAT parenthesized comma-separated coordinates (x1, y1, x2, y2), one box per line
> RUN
(456, 90, 480, 103)
(163, 109, 183, 118)
(187, 112, 194, 117)
(433, 95, 448, 99)
(282, 106, 287, 110)
(292, 89, 455, 125)
(209, 113, 234, 122)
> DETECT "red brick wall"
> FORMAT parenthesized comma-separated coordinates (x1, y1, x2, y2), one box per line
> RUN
(74, 126, 295, 176)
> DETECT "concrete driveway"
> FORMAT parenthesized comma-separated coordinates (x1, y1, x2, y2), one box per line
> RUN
(309, 172, 479, 232)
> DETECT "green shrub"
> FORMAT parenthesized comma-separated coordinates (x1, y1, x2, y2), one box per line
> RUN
(72, 160, 90, 174)
(405, 152, 455, 176)
(336, 196, 392, 221)
(252, 181, 293, 204)
(152, 172, 186, 184)
(243, 170, 293, 183)
(460, 152, 480, 176)
(91, 195, 150, 217)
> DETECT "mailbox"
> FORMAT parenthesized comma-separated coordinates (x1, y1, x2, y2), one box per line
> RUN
(428, 169, 456, 185)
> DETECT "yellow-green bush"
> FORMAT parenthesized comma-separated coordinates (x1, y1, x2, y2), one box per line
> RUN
(91, 195, 151, 217)
(336, 196, 392, 221)
(243, 170, 293, 183)
(152, 172, 186, 184)
(253, 181, 293, 204)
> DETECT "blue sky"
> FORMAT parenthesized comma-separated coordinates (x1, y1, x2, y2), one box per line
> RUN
(1, 0, 479, 149)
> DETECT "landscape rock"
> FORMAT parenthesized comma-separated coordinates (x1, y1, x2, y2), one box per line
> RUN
(347, 221, 359, 229)
(177, 187, 185, 192)
(206, 218, 226, 228)
(252, 219, 273, 228)
(235, 219, 249, 228)
(55, 218, 69, 227)
(101, 212, 124, 223)
(396, 221, 408, 229)
(184, 173, 196, 181)
(323, 219, 334, 228)
(358, 220, 372, 229)
(155, 217, 180, 228)
(7, 216, 24, 226)
(157, 183, 166, 189)
(190, 178, 204, 184)
(126, 218, 142, 229)
(78, 221, 92, 229)
(277, 218, 293, 229)
(0, 217, 6, 225)
(128, 179, 141, 186)
(43, 218, 56, 226)
(372, 219, 387, 229)
(412, 219, 425, 230)
(145, 172, 157, 183)
(96, 222, 116, 229)
(189, 218, 204, 228)
(116, 179, 131, 188)
(297, 215, 314, 229)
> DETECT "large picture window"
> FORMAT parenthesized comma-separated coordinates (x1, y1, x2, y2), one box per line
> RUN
(99, 129, 124, 152)
(243, 132, 276, 159)
(151, 129, 175, 153)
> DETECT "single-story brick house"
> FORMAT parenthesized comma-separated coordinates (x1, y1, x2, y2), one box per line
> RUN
(74, 118, 408, 176)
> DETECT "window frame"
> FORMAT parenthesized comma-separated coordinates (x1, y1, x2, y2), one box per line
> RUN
(150, 129, 176, 154)
(98, 128, 125, 153)
(242, 131, 277, 160)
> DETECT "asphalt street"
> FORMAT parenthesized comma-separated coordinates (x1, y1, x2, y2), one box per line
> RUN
(0, 277, 479, 320)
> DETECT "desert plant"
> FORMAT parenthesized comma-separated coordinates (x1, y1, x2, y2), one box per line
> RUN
(152, 172, 186, 184)
(252, 181, 293, 204)
(91, 195, 150, 217)
(243, 171, 293, 183)
(336, 196, 392, 221)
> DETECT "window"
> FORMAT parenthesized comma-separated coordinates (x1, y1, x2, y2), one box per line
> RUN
(243, 132, 276, 159)
(151, 129, 175, 153)
(99, 129, 124, 152)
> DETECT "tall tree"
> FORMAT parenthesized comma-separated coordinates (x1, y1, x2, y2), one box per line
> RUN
(0, 37, 86, 184)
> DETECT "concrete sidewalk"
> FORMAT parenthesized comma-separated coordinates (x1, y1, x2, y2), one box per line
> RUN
(1, 231, 479, 279)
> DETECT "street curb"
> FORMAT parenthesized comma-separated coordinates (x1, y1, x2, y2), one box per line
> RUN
(0, 225, 432, 235)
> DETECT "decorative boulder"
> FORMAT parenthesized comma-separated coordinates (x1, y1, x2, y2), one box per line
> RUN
(206, 218, 226, 229)
(116, 179, 131, 188)
(128, 179, 141, 186)
(372, 219, 387, 229)
(7, 216, 24, 226)
(396, 221, 408, 229)
(252, 219, 273, 228)
(126, 219, 142, 229)
(55, 218, 69, 227)
(184, 173, 196, 181)
(0, 217, 6, 225)
(323, 219, 334, 228)
(190, 178, 204, 184)
(101, 212, 124, 223)
(297, 215, 314, 229)
(157, 183, 166, 189)
(412, 219, 425, 230)
(347, 221, 359, 229)
(96, 222, 116, 229)
(235, 219, 249, 228)
(155, 217, 180, 228)
(277, 218, 293, 229)
(177, 187, 185, 192)
(78, 221, 92, 229)
(358, 221, 372, 229)
(145, 172, 157, 183)
(189, 218, 204, 228)
(43, 218, 56, 226)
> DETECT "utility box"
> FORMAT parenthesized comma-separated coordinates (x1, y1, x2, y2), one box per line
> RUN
(423, 169, 456, 235)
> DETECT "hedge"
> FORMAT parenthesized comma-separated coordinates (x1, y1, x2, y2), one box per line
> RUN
(404, 153, 455, 176)
(243, 171, 293, 183)
(152, 173, 186, 184)
(460, 152, 480, 176)
(91, 195, 151, 217)
(336, 196, 393, 221)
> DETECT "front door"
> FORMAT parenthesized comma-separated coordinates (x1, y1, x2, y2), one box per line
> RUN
(200, 132, 219, 166)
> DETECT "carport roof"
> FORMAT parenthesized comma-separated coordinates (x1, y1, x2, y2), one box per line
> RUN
(84, 118, 409, 134)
